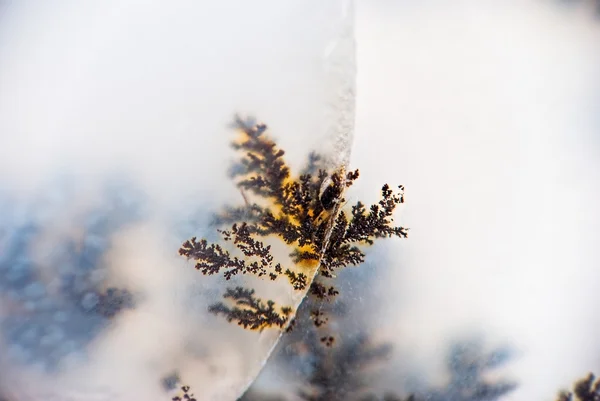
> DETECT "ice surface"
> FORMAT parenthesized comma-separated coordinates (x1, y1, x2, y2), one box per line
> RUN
(0, 1, 355, 400)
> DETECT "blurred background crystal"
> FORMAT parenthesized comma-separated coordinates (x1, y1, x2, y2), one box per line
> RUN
(0, 178, 140, 373)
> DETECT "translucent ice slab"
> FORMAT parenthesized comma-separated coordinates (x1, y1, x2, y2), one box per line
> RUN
(0, 1, 355, 400)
